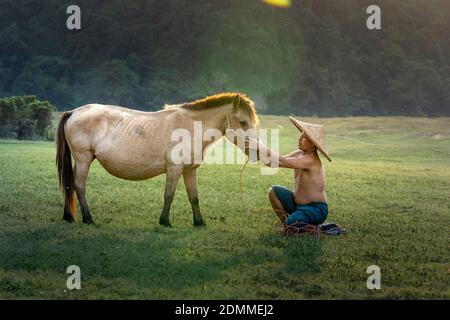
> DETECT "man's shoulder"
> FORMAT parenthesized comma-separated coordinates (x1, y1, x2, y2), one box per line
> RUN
(306, 153, 323, 169)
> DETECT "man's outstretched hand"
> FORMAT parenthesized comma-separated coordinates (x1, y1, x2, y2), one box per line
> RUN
(244, 137, 277, 164)
(244, 137, 260, 151)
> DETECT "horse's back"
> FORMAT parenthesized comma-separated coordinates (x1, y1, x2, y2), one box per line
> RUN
(66, 103, 177, 143)
(65, 104, 182, 180)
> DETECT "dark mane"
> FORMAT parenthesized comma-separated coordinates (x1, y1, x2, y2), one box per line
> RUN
(166, 92, 258, 124)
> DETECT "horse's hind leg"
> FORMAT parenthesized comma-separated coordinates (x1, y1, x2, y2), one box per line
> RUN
(74, 153, 95, 224)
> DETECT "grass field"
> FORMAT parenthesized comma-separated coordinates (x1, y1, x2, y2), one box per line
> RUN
(0, 115, 449, 299)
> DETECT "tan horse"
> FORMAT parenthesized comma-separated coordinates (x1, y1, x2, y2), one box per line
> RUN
(56, 92, 259, 227)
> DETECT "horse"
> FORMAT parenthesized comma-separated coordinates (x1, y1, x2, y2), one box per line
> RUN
(56, 92, 259, 227)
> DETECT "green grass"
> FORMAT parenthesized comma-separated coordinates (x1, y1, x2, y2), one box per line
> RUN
(1, 116, 449, 299)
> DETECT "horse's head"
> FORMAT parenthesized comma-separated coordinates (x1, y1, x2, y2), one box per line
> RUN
(225, 94, 260, 160)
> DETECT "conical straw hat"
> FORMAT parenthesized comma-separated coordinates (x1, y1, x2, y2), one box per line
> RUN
(289, 116, 332, 162)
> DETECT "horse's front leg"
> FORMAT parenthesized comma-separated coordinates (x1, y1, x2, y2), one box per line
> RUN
(159, 165, 183, 227)
(183, 168, 205, 226)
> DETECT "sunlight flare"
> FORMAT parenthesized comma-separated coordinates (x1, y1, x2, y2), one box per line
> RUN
(261, 0, 291, 8)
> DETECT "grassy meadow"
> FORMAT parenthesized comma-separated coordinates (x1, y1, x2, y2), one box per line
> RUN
(0, 115, 449, 299)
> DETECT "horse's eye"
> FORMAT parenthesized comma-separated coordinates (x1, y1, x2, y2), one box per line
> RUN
(239, 120, 247, 127)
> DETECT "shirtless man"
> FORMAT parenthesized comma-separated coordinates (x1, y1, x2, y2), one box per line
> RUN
(245, 117, 331, 226)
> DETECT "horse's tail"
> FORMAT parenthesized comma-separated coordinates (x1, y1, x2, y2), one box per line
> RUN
(56, 111, 76, 220)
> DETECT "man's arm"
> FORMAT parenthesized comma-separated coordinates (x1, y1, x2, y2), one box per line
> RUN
(277, 155, 314, 169)
(245, 138, 313, 169)
(283, 149, 303, 158)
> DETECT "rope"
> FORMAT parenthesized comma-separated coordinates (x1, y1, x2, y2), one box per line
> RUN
(270, 219, 322, 237)
(239, 158, 250, 207)
(283, 222, 321, 236)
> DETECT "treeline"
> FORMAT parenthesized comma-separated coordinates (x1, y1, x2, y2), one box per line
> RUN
(0, 96, 54, 140)
(0, 0, 449, 116)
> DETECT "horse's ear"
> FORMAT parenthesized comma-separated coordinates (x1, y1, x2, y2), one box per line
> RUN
(232, 94, 241, 111)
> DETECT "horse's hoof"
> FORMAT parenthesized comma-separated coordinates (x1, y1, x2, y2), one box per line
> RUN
(62, 214, 75, 223)
(159, 219, 172, 227)
(194, 220, 206, 227)
(83, 219, 95, 225)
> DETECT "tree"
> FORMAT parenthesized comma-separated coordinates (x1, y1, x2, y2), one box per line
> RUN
(0, 0, 449, 116)
(79, 59, 141, 107)
(0, 96, 55, 140)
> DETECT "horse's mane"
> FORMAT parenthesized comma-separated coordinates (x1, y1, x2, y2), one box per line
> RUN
(165, 92, 258, 125)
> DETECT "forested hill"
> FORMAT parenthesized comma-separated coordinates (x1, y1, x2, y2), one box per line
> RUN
(1, 0, 449, 116)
